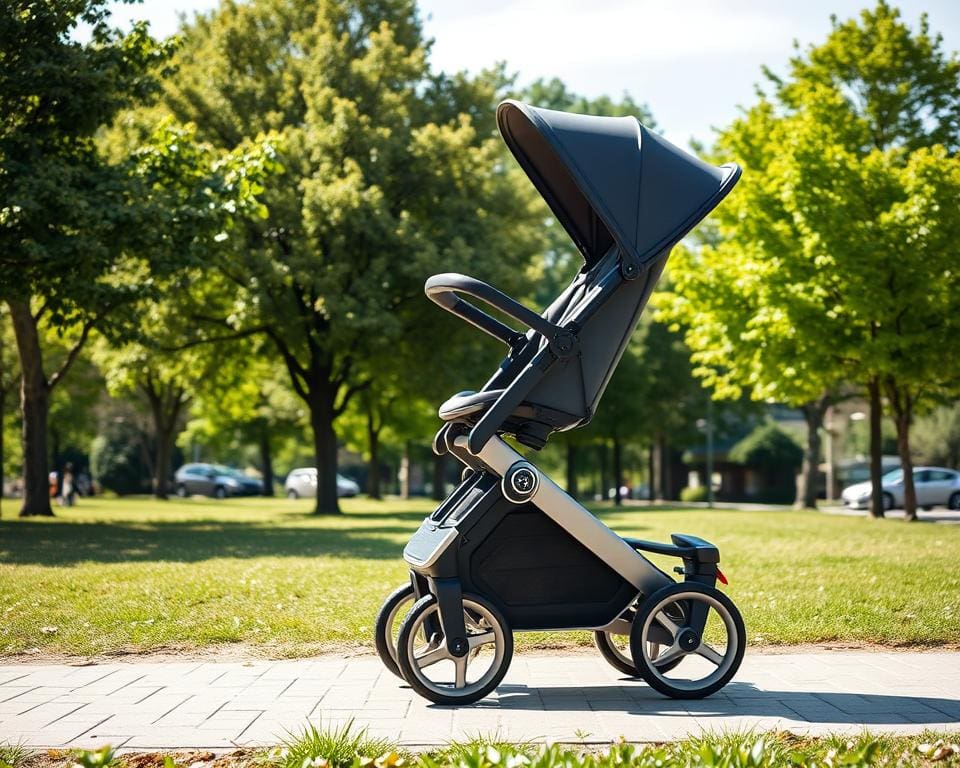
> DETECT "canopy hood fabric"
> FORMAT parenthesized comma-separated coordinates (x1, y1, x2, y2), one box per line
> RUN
(496, 100, 741, 270)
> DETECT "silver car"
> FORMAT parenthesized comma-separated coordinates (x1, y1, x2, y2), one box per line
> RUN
(841, 466, 960, 511)
(285, 468, 360, 499)
(174, 463, 264, 499)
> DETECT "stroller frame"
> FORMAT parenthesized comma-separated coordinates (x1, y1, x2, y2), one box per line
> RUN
(375, 100, 745, 705)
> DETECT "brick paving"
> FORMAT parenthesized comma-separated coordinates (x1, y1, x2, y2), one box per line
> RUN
(1, 652, 958, 749)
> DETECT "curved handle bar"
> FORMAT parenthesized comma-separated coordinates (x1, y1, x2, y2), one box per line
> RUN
(425, 273, 562, 349)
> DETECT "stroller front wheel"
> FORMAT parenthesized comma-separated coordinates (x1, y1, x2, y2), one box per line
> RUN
(397, 592, 513, 705)
(630, 582, 745, 699)
(374, 583, 416, 678)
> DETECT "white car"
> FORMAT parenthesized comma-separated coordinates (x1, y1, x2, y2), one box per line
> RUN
(284, 468, 360, 499)
(841, 466, 960, 511)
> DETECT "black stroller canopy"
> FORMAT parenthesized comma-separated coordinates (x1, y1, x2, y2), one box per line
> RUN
(497, 100, 741, 270)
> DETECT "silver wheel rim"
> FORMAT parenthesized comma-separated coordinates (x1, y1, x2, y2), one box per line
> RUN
(641, 591, 738, 693)
(383, 592, 415, 666)
(405, 598, 505, 697)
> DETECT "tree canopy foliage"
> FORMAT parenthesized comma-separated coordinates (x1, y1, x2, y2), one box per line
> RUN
(661, 1, 960, 516)
(154, 0, 543, 512)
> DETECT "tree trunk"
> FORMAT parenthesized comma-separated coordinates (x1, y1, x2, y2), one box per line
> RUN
(648, 441, 656, 504)
(366, 409, 381, 500)
(154, 427, 173, 500)
(144, 382, 188, 501)
(259, 423, 274, 497)
(565, 442, 578, 499)
(612, 438, 623, 506)
(867, 377, 885, 518)
(432, 452, 446, 502)
(309, 393, 341, 514)
(658, 433, 671, 500)
(885, 378, 917, 521)
(399, 441, 410, 499)
(795, 396, 828, 510)
(8, 301, 53, 517)
(597, 441, 608, 502)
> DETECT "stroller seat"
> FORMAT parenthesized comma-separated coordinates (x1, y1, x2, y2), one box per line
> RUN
(438, 389, 580, 449)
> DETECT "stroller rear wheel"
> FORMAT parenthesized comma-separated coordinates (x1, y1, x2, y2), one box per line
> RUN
(374, 583, 416, 678)
(397, 592, 513, 705)
(594, 627, 684, 677)
(630, 582, 745, 699)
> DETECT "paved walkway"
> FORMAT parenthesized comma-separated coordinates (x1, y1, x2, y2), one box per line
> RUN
(2, 652, 959, 750)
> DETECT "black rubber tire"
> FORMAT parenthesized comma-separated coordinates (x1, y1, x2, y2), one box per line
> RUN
(949, 492, 960, 511)
(882, 492, 894, 511)
(374, 583, 415, 679)
(287, 489, 299, 499)
(630, 582, 745, 700)
(213, 486, 226, 500)
(594, 630, 684, 677)
(396, 592, 512, 705)
(594, 631, 637, 675)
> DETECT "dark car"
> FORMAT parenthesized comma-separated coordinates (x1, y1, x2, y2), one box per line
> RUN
(174, 463, 263, 499)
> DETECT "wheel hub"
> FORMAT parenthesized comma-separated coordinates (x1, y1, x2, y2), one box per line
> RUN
(677, 627, 700, 651)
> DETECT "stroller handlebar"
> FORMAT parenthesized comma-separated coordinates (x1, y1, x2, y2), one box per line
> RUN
(425, 273, 561, 349)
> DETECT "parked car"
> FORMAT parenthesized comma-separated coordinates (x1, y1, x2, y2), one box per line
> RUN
(841, 466, 960, 510)
(285, 468, 360, 499)
(174, 463, 263, 499)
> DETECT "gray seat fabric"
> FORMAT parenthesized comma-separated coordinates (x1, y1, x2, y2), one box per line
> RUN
(438, 389, 574, 425)
(439, 390, 512, 420)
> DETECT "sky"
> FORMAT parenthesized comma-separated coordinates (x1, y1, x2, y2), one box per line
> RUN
(97, 0, 960, 148)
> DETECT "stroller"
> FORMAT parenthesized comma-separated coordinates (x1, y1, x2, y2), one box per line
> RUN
(374, 100, 744, 705)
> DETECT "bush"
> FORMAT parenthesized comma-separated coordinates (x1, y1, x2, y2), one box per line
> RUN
(680, 485, 708, 503)
(90, 422, 151, 495)
(729, 421, 803, 470)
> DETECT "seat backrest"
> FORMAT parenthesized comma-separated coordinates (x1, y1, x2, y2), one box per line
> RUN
(520, 245, 667, 426)
(470, 244, 666, 445)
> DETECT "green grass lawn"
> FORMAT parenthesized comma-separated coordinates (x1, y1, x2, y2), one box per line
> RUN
(0, 495, 957, 657)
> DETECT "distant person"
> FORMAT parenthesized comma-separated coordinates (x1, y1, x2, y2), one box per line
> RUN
(48, 470, 58, 499)
(61, 462, 76, 507)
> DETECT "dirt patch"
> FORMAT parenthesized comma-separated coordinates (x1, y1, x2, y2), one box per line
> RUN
(24, 749, 261, 768)
(2, 639, 958, 667)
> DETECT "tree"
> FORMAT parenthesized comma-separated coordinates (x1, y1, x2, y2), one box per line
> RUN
(1, 1, 274, 516)
(182, 349, 304, 497)
(765, 1, 960, 518)
(0, 0, 179, 515)
(662, 3, 960, 516)
(93, 327, 194, 500)
(159, 0, 541, 513)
